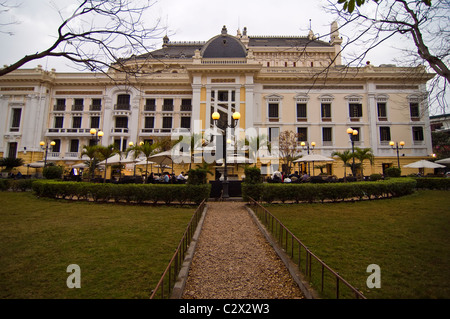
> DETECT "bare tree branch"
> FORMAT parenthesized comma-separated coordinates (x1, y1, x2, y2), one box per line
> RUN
(0, 0, 165, 77)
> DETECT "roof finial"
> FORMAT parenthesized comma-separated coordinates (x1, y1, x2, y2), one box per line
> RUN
(221, 25, 227, 35)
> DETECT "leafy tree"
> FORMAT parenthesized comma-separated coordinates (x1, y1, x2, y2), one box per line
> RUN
(81, 144, 100, 180)
(278, 130, 301, 174)
(0, 157, 24, 172)
(96, 144, 117, 182)
(353, 147, 374, 177)
(332, 150, 353, 177)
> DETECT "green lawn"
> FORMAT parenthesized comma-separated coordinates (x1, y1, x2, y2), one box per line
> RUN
(0, 192, 194, 299)
(265, 190, 450, 299)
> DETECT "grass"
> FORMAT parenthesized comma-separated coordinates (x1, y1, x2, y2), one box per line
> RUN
(264, 190, 450, 299)
(0, 192, 195, 299)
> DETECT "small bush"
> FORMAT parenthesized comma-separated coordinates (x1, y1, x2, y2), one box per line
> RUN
(244, 167, 262, 184)
(187, 168, 208, 185)
(43, 165, 64, 180)
(385, 167, 401, 178)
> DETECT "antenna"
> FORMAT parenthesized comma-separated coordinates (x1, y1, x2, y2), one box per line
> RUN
(309, 19, 312, 30)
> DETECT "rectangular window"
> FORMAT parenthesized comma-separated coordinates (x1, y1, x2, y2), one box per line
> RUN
(350, 127, 361, 142)
(73, 98, 84, 111)
(115, 116, 128, 128)
(116, 94, 130, 110)
(322, 127, 332, 143)
(145, 98, 156, 111)
(321, 103, 331, 119)
(8, 142, 17, 159)
(296, 103, 307, 120)
(144, 117, 155, 128)
(163, 99, 174, 111)
(181, 99, 192, 111)
(52, 139, 61, 153)
(54, 116, 64, 128)
(162, 116, 172, 129)
(91, 98, 102, 111)
(410, 103, 420, 118)
(268, 103, 279, 119)
(349, 103, 363, 118)
(297, 127, 308, 142)
(70, 139, 79, 153)
(10, 108, 22, 132)
(90, 116, 100, 129)
(181, 116, 191, 129)
(72, 116, 82, 129)
(377, 102, 387, 119)
(268, 127, 279, 142)
(413, 126, 424, 141)
(379, 127, 391, 142)
(114, 139, 128, 152)
(55, 99, 66, 111)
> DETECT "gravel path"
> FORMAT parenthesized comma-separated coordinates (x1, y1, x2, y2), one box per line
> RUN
(182, 201, 304, 299)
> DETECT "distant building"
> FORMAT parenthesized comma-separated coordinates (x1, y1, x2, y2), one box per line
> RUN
(0, 24, 436, 178)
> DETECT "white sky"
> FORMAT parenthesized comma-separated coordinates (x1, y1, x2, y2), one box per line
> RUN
(0, 0, 447, 113)
(0, 0, 405, 71)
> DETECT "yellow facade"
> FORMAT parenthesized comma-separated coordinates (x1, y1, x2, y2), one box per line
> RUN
(0, 24, 435, 179)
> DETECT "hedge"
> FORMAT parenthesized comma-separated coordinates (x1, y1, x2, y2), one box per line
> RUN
(413, 177, 450, 190)
(31, 180, 211, 205)
(242, 178, 417, 203)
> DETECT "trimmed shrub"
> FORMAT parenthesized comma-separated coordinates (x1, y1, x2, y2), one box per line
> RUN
(243, 178, 417, 204)
(43, 165, 64, 180)
(187, 168, 208, 185)
(385, 167, 401, 178)
(414, 177, 450, 190)
(31, 180, 211, 205)
(244, 167, 262, 184)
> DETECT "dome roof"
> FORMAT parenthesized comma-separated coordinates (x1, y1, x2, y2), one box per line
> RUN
(201, 26, 247, 58)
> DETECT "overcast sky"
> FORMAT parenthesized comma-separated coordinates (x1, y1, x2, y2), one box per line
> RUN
(0, 0, 406, 71)
(0, 0, 446, 113)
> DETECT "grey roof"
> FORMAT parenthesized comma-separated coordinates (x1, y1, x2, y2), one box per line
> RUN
(131, 33, 332, 60)
(248, 36, 332, 48)
(135, 43, 204, 60)
(202, 34, 247, 58)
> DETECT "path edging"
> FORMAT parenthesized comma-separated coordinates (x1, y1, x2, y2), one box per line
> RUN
(245, 205, 319, 299)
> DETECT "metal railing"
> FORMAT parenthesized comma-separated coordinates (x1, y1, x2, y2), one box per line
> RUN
(248, 197, 366, 299)
(150, 199, 206, 299)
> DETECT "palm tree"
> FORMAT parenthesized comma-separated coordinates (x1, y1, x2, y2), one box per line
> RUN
(331, 150, 353, 178)
(353, 147, 374, 178)
(96, 144, 117, 182)
(136, 141, 160, 183)
(81, 145, 99, 180)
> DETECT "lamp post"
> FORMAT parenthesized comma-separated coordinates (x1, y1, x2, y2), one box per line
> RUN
(39, 140, 56, 167)
(389, 140, 405, 168)
(211, 111, 240, 199)
(90, 128, 104, 145)
(347, 128, 359, 177)
(300, 141, 316, 174)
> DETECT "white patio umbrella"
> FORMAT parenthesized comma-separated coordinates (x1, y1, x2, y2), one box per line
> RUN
(148, 150, 190, 166)
(25, 161, 45, 168)
(71, 162, 89, 168)
(293, 154, 335, 163)
(404, 160, 445, 169)
(436, 157, 450, 165)
(98, 154, 140, 165)
(293, 154, 334, 176)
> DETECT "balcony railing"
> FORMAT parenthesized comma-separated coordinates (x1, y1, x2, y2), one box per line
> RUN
(180, 105, 192, 112)
(53, 105, 66, 111)
(162, 105, 174, 112)
(144, 105, 156, 112)
(114, 104, 131, 110)
(90, 104, 102, 111)
(71, 105, 84, 111)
